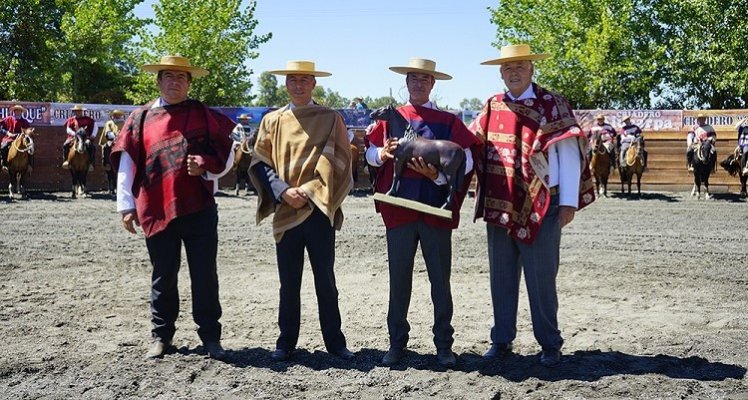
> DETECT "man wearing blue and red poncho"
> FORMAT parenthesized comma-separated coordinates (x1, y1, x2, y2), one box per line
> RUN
(110, 55, 234, 360)
(365, 58, 481, 368)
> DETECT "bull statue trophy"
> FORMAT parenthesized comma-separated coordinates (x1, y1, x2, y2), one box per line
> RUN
(369, 105, 466, 220)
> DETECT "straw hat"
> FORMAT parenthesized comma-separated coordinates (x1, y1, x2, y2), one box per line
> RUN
(595, 113, 605, 120)
(389, 58, 452, 80)
(71, 104, 87, 111)
(237, 113, 251, 120)
(10, 104, 26, 113)
(268, 60, 331, 77)
(696, 113, 707, 119)
(481, 44, 551, 65)
(141, 55, 209, 78)
(110, 109, 125, 116)
(621, 115, 631, 122)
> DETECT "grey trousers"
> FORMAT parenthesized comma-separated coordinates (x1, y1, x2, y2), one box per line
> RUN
(486, 195, 563, 350)
(386, 220, 454, 350)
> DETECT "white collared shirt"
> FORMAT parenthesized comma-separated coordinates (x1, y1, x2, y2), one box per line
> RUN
(364, 101, 474, 185)
(506, 86, 581, 208)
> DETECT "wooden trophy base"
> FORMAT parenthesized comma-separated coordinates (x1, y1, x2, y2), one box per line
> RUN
(372, 193, 453, 220)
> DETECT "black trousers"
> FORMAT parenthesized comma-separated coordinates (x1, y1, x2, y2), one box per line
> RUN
(275, 207, 346, 352)
(145, 205, 222, 343)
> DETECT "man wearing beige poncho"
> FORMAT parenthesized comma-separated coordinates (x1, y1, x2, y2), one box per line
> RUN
(249, 60, 354, 362)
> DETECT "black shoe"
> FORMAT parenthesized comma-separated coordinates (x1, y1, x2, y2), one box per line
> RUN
(271, 347, 293, 361)
(381, 347, 405, 367)
(436, 348, 457, 368)
(483, 342, 513, 359)
(329, 347, 355, 360)
(145, 340, 175, 359)
(204, 341, 226, 360)
(540, 348, 561, 367)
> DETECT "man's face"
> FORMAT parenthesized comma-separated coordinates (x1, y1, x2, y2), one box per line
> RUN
(596, 118, 605, 125)
(157, 70, 191, 104)
(72, 110, 83, 118)
(13, 110, 22, 118)
(406, 73, 435, 105)
(500, 60, 534, 95)
(697, 117, 706, 126)
(285, 74, 316, 105)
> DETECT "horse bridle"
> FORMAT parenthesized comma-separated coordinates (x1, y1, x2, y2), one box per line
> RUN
(10, 132, 33, 153)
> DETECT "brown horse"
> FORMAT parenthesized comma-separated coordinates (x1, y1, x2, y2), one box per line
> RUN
(719, 148, 748, 197)
(589, 132, 611, 197)
(6, 128, 35, 199)
(691, 139, 716, 200)
(67, 129, 91, 198)
(233, 139, 254, 195)
(350, 143, 360, 185)
(619, 139, 645, 196)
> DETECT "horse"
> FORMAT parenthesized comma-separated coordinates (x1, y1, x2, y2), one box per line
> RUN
(101, 137, 116, 197)
(589, 131, 612, 197)
(67, 129, 91, 199)
(232, 138, 254, 195)
(6, 128, 35, 199)
(719, 147, 748, 197)
(369, 105, 466, 209)
(619, 138, 645, 196)
(691, 139, 716, 200)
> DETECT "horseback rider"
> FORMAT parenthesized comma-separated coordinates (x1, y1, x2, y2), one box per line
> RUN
(686, 113, 716, 172)
(619, 115, 648, 170)
(99, 109, 126, 169)
(736, 118, 748, 175)
(62, 104, 96, 171)
(1, 104, 33, 172)
(587, 113, 617, 169)
(231, 113, 256, 150)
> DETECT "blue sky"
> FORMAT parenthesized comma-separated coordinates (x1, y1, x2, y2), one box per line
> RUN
(134, 0, 505, 109)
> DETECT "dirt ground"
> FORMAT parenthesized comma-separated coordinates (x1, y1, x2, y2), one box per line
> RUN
(1, 189, 747, 400)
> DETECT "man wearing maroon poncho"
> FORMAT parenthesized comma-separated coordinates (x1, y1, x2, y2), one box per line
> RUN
(110, 55, 234, 360)
(472, 44, 596, 367)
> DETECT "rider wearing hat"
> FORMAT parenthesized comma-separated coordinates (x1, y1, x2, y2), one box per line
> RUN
(0, 104, 32, 171)
(619, 115, 648, 170)
(686, 113, 716, 172)
(588, 113, 617, 169)
(61, 104, 97, 171)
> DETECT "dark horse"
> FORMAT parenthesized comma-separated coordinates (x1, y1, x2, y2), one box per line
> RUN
(101, 137, 116, 197)
(233, 138, 254, 195)
(589, 131, 611, 197)
(691, 139, 716, 200)
(719, 147, 748, 197)
(6, 127, 34, 200)
(619, 137, 645, 196)
(67, 129, 91, 199)
(369, 105, 466, 209)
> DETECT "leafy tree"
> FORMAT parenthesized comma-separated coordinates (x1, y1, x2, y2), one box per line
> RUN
(127, 0, 271, 106)
(59, 0, 147, 103)
(312, 86, 348, 108)
(489, 0, 663, 109)
(0, 0, 66, 101)
(254, 71, 288, 107)
(459, 97, 484, 110)
(367, 96, 400, 109)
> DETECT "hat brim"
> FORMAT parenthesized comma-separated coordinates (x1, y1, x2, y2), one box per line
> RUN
(268, 69, 331, 77)
(141, 64, 209, 77)
(71, 107, 87, 111)
(480, 53, 551, 65)
(389, 67, 452, 80)
(110, 111, 126, 116)
(10, 106, 27, 112)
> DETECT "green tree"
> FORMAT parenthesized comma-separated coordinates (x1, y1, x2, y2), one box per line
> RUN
(459, 97, 484, 110)
(59, 0, 147, 103)
(0, 0, 66, 101)
(367, 96, 400, 109)
(489, 0, 664, 109)
(127, 0, 271, 106)
(254, 71, 288, 107)
(312, 86, 348, 108)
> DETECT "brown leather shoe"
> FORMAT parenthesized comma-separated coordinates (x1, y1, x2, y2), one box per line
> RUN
(145, 340, 174, 359)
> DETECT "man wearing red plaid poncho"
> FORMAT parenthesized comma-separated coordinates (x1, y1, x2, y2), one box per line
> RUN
(110, 55, 234, 360)
(472, 44, 596, 367)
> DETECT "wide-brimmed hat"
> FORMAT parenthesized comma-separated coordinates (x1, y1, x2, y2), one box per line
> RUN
(237, 113, 251, 120)
(621, 115, 631, 122)
(696, 113, 707, 119)
(481, 44, 551, 65)
(268, 60, 331, 77)
(110, 109, 125, 116)
(10, 104, 26, 113)
(595, 113, 605, 120)
(71, 104, 87, 111)
(141, 55, 209, 78)
(389, 58, 452, 80)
